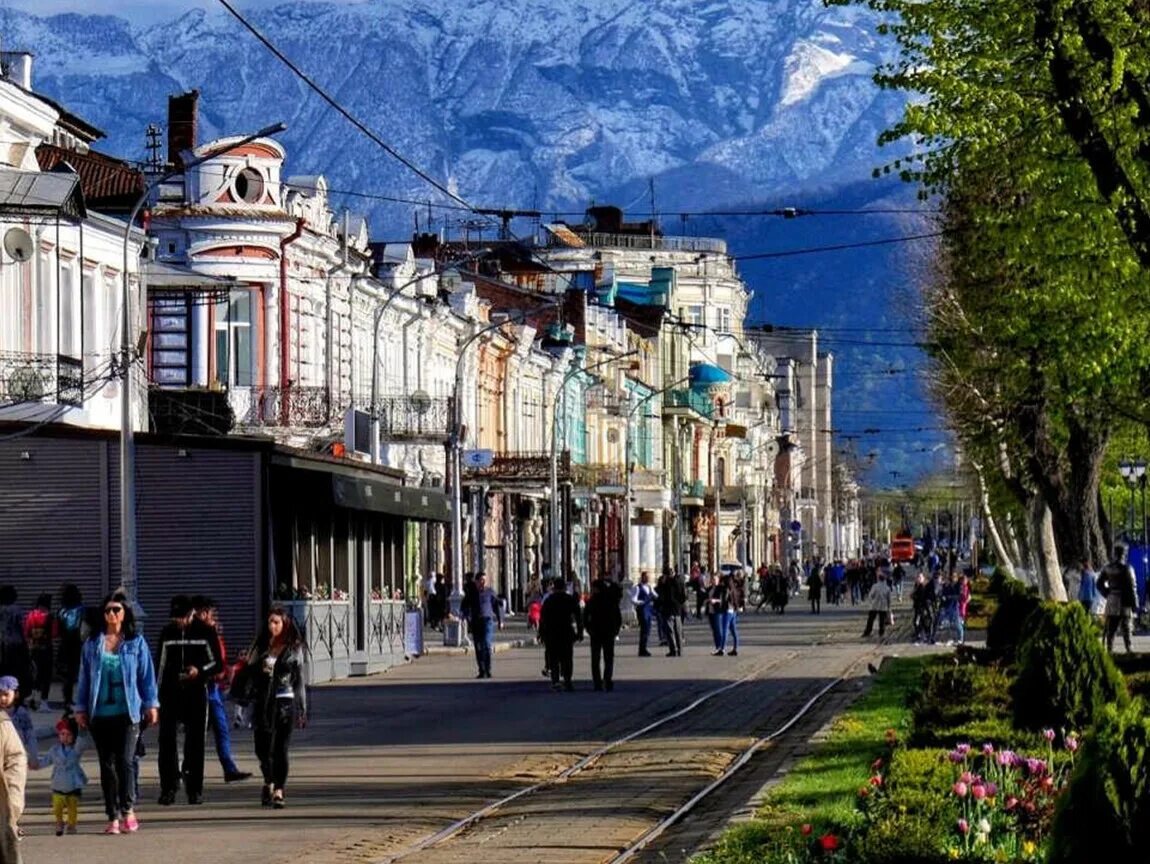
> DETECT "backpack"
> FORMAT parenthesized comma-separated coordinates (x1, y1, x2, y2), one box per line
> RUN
(58, 605, 85, 636)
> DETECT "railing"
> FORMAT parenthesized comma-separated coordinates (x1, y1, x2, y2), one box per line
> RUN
(664, 388, 715, 419)
(465, 451, 567, 482)
(572, 462, 626, 489)
(148, 387, 233, 435)
(372, 393, 452, 441)
(682, 480, 706, 499)
(586, 386, 629, 414)
(551, 232, 727, 254)
(233, 385, 332, 428)
(630, 467, 666, 488)
(0, 352, 83, 407)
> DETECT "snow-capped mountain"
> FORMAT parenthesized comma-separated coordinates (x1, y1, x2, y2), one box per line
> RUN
(3, 0, 942, 477)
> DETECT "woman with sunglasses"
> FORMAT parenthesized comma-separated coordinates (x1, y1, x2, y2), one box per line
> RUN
(73, 591, 159, 834)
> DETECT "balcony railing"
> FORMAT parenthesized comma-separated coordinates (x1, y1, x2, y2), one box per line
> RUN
(664, 388, 715, 419)
(373, 394, 452, 442)
(630, 467, 666, 488)
(586, 387, 629, 414)
(0, 352, 83, 408)
(572, 463, 626, 489)
(554, 232, 727, 255)
(464, 451, 567, 483)
(233, 385, 332, 428)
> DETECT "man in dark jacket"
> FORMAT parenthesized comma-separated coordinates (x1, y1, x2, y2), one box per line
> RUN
(1098, 544, 1138, 654)
(584, 579, 622, 691)
(157, 594, 221, 805)
(656, 569, 687, 656)
(539, 578, 583, 691)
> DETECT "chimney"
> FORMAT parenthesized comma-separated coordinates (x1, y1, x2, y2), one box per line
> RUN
(167, 90, 200, 171)
(0, 51, 34, 89)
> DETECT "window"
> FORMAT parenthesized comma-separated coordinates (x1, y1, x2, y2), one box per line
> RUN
(150, 294, 191, 387)
(81, 272, 97, 375)
(716, 305, 732, 334)
(59, 266, 76, 358)
(233, 167, 265, 204)
(214, 290, 254, 387)
(36, 253, 53, 354)
(684, 305, 703, 327)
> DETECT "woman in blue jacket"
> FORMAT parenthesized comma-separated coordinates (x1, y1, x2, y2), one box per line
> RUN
(73, 591, 159, 835)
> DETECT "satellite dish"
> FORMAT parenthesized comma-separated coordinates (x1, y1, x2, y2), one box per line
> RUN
(3, 227, 32, 264)
(763, 440, 780, 460)
(409, 390, 431, 414)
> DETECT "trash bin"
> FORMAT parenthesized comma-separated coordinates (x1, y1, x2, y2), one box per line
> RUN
(404, 610, 424, 657)
(441, 619, 465, 648)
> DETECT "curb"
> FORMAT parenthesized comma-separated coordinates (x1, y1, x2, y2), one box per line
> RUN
(419, 637, 533, 657)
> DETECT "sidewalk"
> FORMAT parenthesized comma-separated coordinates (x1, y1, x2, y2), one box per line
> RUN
(419, 613, 536, 656)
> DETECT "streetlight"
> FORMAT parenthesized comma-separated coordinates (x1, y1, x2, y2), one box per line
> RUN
(549, 349, 639, 582)
(447, 302, 559, 643)
(118, 121, 286, 612)
(1119, 457, 1147, 541)
(622, 375, 690, 583)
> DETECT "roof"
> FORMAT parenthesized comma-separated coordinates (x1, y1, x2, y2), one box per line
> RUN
(149, 205, 295, 223)
(35, 144, 142, 212)
(0, 166, 84, 220)
(143, 260, 237, 292)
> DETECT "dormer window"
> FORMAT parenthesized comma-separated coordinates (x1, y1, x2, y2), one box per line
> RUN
(233, 167, 265, 204)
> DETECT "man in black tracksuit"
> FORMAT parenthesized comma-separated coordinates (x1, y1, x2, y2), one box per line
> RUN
(157, 594, 221, 805)
(539, 578, 583, 691)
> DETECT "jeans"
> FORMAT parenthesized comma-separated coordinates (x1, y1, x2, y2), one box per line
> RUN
(472, 617, 495, 676)
(708, 613, 722, 649)
(207, 683, 239, 775)
(719, 611, 739, 652)
(89, 714, 140, 819)
(158, 686, 208, 798)
(254, 698, 295, 791)
(590, 636, 615, 688)
(665, 615, 683, 656)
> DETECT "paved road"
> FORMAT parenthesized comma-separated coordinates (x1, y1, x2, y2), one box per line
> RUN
(20, 598, 923, 864)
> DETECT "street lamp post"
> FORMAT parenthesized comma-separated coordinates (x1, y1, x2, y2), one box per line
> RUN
(549, 349, 638, 583)
(1119, 457, 1146, 540)
(118, 121, 286, 612)
(448, 303, 558, 643)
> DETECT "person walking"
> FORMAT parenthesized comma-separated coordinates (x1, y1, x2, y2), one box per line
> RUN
(1077, 559, 1100, 616)
(704, 572, 726, 652)
(0, 588, 28, 704)
(460, 573, 503, 679)
(807, 567, 823, 615)
(56, 584, 86, 713)
(0, 690, 24, 858)
(23, 594, 53, 711)
(583, 579, 622, 691)
(192, 596, 251, 783)
(911, 572, 932, 643)
(156, 594, 221, 806)
(235, 607, 307, 809)
(657, 569, 687, 657)
(634, 571, 656, 657)
(862, 573, 893, 638)
(39, 715, 87, 835)
(73, 590, 159, 835)
(719, 574, 740, 656)
(539, 578, 583, 691)
(1098, 544, 1138, 654)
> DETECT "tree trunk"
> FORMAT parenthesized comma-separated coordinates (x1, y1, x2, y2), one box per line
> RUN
(972, 459, 1018, 577)
(1028, 495, 1066, 601)
(1062, 413, 1110, 567)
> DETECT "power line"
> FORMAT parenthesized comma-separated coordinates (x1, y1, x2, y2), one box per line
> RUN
(733, 231, 945, 262)
(215, 0, 474, 213)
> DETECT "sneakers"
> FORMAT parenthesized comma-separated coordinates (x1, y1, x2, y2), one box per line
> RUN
(103, 820, 121, 835)
(123, 813, 139, 833)
(261, 784, 274, 807)
(271, 791, 285, 810)
(224, 770, 253, 783)
(727, 649, 738, 656)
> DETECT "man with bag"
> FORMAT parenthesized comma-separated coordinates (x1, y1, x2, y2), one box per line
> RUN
(539, 578, 583, 692)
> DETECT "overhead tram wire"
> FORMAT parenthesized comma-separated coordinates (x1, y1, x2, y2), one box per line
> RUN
(215, 0, 479, 216)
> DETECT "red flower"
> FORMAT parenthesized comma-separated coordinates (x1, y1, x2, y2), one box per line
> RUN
(869, 775, 883, 786)
(801, 823, 813, 836)
(819, 833, 839, 851)
(858, 786, 870, 798)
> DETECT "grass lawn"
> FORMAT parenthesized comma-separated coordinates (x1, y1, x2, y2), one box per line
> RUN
(696, 655, 930, 862)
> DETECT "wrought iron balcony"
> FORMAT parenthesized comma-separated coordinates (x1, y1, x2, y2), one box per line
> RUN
(572, 462, 626, 490)
(464, 451, 568, 483)
(373, 393, 452, 442)
(586, 387, 629, 414)
(234, 385, 331, 428)
(0, 352, 83, 408)
(148, 387, 233, 435)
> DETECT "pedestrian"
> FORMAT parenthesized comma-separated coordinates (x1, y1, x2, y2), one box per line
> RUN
(0, 588, 29, 703)
(191, 596, 251, 784)
(0, 679, 35, 777)
(719, 574, 740, 656)
(1098, 544, 1137, 654)
(539, 578, 583, 691)
(656, 569, 687, 657)
(634, 571, 656, 657)
(38, 715, 87, 836)
(938, 574, 965, 645)
(156, 594, 220, 806)
(807, 567, 823, 615)
(460, 573, 502, 679)
(0, 682, 24, 857)
(234, 606, 307, 809)
(583, 579, 622, 691)
(420, 572, 437, 630)
(460, 572, 478, 648)
(73, 590, 159, 835)
(704, 572, 725, 652)
(862, 573, 893, 638)
(911, 572, 932, 643)
(23, 594, 54, 712)
(1077, 559, 1099, 616)
(56, 584, 86, 713)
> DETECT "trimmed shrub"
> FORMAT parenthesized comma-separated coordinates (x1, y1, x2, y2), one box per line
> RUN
(909, 658, 1015, 747)
(1047, 700, 1150, 862)
(881, 748, 954, 819)
(1010, 601, 1127, 732)
(985, 576, 1039, 662)
(857, 812, 952, 864)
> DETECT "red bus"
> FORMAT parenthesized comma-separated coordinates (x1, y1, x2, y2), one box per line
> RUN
(890, 535, 916, 564)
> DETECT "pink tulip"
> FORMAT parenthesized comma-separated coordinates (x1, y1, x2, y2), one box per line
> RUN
(954, 781, 968, 797)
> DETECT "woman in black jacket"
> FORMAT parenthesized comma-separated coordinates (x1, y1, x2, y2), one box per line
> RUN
(239, 607, 307, 809)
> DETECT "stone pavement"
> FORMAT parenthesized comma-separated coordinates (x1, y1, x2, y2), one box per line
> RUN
(17, 598, 1139, 864)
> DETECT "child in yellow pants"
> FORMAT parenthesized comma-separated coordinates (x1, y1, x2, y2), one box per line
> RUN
(40, 717, 87, 835)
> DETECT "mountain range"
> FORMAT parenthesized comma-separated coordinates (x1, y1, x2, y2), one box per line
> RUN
(2, 0, 944, 482)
